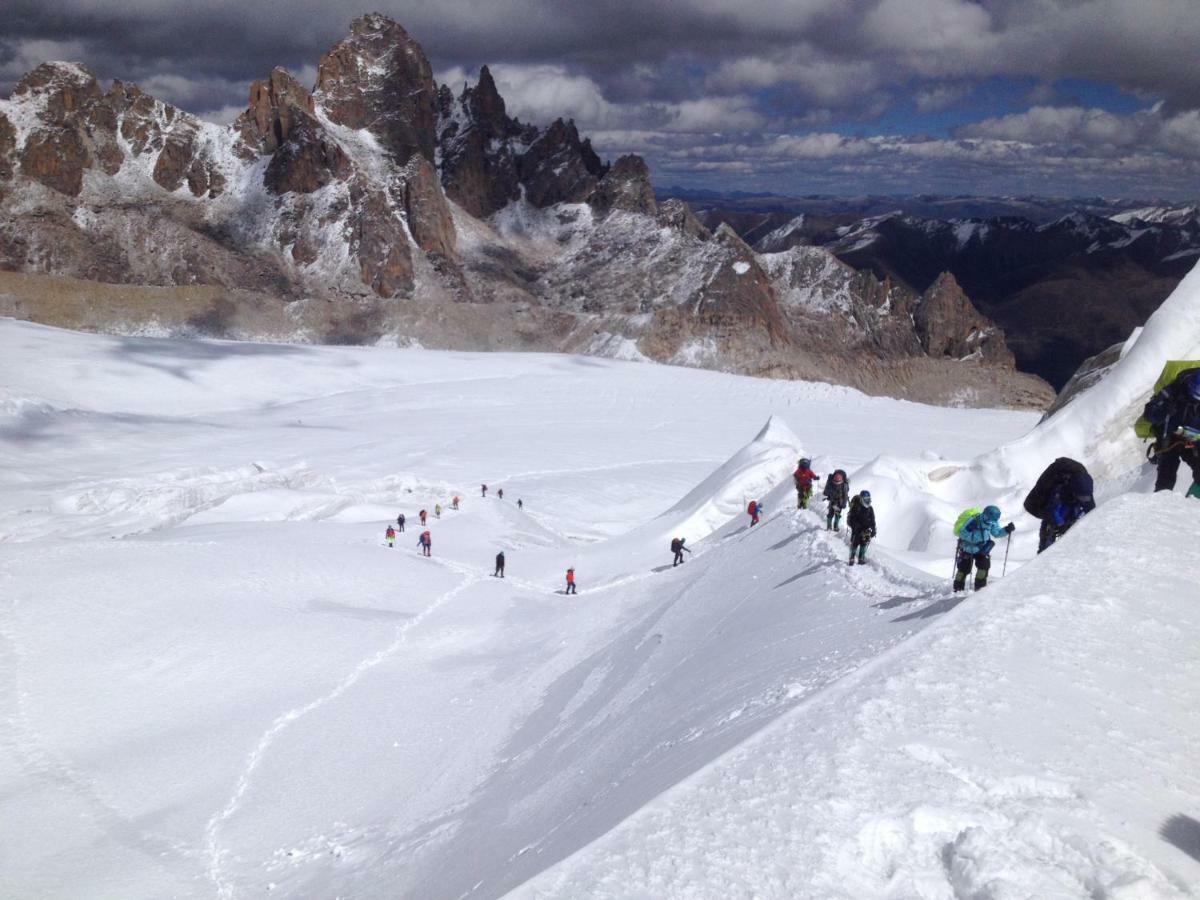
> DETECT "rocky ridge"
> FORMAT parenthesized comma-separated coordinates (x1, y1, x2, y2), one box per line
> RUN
(698, 200, 1200, 389)
(0, 14, 1051, 407)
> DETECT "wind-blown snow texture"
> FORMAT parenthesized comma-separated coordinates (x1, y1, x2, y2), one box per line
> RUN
(1, 254, 1198, 900)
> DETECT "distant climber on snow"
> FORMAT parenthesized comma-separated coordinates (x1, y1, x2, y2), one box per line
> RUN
(452, 496, 460, 510)
(847, 491, 876, 566)
(481, 483, 488, 497)
(517, 498, 523, 510)
(1024, 457, 1096, 552)
(1140, 365, 1200, 495)
(385, 525, 396, 548)
(494, 551, 505, 578)
(498, 488, 504, 500)
(748, 500, 761, 526)
(396, 513, 405, 533)
(434, 503, 442, 519)
(794, 458, 819, 509)
(824, 470, 849, 531)
(419, 509, 428, 526)
(953, 505, 1014, 592)
(670, 536, 691, 566)
(418, 530, 432, 557)
(565, 567, 577, 595)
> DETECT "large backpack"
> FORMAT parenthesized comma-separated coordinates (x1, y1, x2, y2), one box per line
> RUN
(748, 500, 757, 514)
(953, 507, 981, 539)
(1023, 458, 1088, 518)
(670, 538, 681, 552)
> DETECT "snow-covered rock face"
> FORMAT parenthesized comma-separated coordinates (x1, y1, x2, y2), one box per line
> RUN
(0, 16, 1047, 407)
(789, 206, 1200, 389)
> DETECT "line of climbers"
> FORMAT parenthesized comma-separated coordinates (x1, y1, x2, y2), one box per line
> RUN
(793, 459, 870, 562)
(383, 364, 1198, 596)
(793, 452, 1100, 589)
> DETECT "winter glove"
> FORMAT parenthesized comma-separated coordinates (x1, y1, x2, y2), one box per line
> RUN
(1004, 522, 1015, 534)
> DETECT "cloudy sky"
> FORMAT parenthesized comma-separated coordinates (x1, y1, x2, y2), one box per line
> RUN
(4, 0, 1199, 198)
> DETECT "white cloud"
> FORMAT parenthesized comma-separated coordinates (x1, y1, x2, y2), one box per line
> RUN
(960, 104, 1200, 159)
(196, 104, 244, 125)
(133, 71, 250, 112)
(671, 97, 764, 131)
(863, 0, 994, 56)
(484, 64, 622, 128)
(708, 50, 883, 110)
(0, 38, 91, 84)
(914, 83, 968, 113)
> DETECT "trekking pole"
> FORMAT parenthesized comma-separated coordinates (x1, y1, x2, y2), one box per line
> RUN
(1002, 533, 1012, 577)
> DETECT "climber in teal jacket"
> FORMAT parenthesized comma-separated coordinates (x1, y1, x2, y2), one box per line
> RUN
(954, 505, 1014, 592)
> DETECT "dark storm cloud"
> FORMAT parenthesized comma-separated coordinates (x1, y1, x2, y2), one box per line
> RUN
(4, 1, 1199, 195)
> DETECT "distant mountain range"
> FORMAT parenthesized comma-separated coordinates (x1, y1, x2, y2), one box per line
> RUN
(676, 190, 1199, 388)
(0, 15, 1051, 408)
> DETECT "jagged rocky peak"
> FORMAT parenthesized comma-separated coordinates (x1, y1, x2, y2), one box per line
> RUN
(437, 65, 531, 218)
(238, 67, 316, 154)
(11, 61, 123, 195)
(13, 61, 104, 117)
(437, 62, 654, 217)
(463, 65, 512, 137)
(233, 65, 349, 195)
(914, 271, 1012, 364)
(518, 118, 607, 207)
(314, 13, 438, 164)
(590, 154, 656, 217)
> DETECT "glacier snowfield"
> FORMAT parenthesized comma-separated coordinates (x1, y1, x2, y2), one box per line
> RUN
(2, 313, 1198, 899)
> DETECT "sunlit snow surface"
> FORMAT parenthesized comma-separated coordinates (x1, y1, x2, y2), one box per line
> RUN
(1, 304, 1197, 899)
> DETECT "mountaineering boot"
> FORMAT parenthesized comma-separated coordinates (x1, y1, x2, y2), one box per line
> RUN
(847, 556, 856, 566)
(974, 573, 988, 590)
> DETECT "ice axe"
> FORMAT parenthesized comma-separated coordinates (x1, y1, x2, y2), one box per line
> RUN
(1002, 532, 1012, 577)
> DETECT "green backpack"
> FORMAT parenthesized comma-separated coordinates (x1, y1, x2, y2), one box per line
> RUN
(1134, 360, 1200, 439)
(953, 507, 981, 538)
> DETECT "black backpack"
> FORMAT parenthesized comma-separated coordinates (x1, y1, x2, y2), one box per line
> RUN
(1023, 457, 1088, 518)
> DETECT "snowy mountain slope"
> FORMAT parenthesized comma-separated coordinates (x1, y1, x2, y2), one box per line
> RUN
(508, 491, 1200, 899)
(0, 318, 1043, 899)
